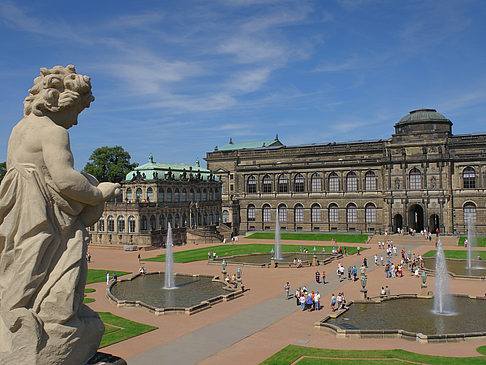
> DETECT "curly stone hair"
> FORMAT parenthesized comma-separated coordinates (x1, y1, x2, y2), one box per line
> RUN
(23, 64, 95, 116)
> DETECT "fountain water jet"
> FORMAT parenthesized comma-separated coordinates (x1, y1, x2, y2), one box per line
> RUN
(163, 223, 177, 289)
(434, 237, 452, 314)
(274, 209, 282, 260)
(466, 214, 475, 271)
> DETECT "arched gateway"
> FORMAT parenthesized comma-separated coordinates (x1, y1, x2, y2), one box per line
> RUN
(408, 204, 424, 232)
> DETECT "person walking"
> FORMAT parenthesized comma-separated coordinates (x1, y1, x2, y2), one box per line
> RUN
(295, 288, 301, 306)
(106, 272, 110, 286)
(284, 282, 290, 299)
(137, 253, 141, 265)
(322, 271, 326, 284)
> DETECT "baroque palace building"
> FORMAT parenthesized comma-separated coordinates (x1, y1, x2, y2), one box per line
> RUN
(89, 154, 222, 247)
(205, 109, 486, 236)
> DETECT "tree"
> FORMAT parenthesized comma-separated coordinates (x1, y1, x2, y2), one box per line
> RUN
(83, 146, 138, 183)
(0, 162, 6, 184)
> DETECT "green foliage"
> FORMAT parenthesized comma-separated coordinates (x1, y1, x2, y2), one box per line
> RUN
(261, 345, 486, 365)
(87, 269, 130, 284)
(145, 244, 362, 263)
(459, 237, 486, 247)
(0, 162, 6, 183)
(423, 250, 486, 260)
(83, 297, 95, 303)
(83, 146, 138, 183)
(98, 312, 157, 348)
(246, 232, 369, 243)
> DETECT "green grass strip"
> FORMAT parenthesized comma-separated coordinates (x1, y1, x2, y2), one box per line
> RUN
(87, 269, 131, 284)
(83, 297, 95, 304)
(247, 232, 368, 243)
(85, 288, 96, 293)
(145, 244, 364, 263)
(423, 250, 486, 260)
(98, 312, 157, 348)
(458, 237, 486, 247)
(261, 345, 486, 365)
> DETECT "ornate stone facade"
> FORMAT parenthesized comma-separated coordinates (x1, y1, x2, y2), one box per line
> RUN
(205, 109, 486, 236)
(89, 156, 222, 247)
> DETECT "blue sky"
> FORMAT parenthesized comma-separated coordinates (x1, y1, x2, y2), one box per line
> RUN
(0, 0, 485, 170)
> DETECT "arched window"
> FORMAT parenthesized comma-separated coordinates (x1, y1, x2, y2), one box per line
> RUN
(294, 174, 305, 192)
(150, 215, 156, 231)
(89, 224, 95, 232)
(347, 204, 357, 223)
(409, 168, 421, 190)
(159, 215, 165, 229)
(115, 190, 123, 202)
(203, 213, 208, 225)
(222, 210, 230, 223)
(214, 188, 219, 200)
(126, 188, 132, 201)
(463, 167, 476, 189)
(209, 213, 213, 225)
(263, 204, 271, 222)
(365, 171, 376, 191)
(209, 189, 213, 200)
(346, 172, 357, 191)
(182, 189, 187, 201)
(365, 203, 376, 223)
(147, 187, 154, 202)
(278, 175, 289, 193)
(215, 212, 219, 224)
(311, 173, 321, 192)
(190, 189, 195, 201)
(329, 204, 338, 223)
(329, 173, 339, 192)
(128, 216, 136, 233)
(311, 203, 321, 222)
(167, 188, 172, 202)
(141, 216, 147, 230)
(247, 204, 256, 221)
(106, 215, 115, 232)
(98, 218, 105, 232)
(247, 175, 257, 193)
(167, 214, 173, 227)
(136, 188, 143, 201)
(464, 202, 477, 224)
(196, 189, 201, 201)
(175, 214, 180, 228)
(197, 213, 202, 226)
(294, 204, 304, 222)
(262, 175, 272, 193)
(182, 213, 187, 227)
(203, 189, 207, 201)
(175, 189, 180, 202)
(158, 188, 164, 202)
(117, 216, 125, 232)
(278, 204, 287, 222)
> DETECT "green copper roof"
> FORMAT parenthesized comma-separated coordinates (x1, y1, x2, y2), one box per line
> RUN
(125, 155, 218, 181)
(216, 136, 283, 151)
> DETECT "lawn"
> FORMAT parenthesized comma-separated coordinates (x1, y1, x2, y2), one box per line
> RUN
(246, 232, 369, 243)
(145, 244, 364, 263)
(423, 250, 486, 260)
(459, 236, 486, 247)
(87, 269, 131, 284)
(98, 312, 157, 348)
(261, 345, 486, 365)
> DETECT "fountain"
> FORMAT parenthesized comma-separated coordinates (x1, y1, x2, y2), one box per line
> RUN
(163, 223, 176, 289)
(467, 214, 475, 271)
(274, 209, 282, 260)
(434, 237, 452, 314)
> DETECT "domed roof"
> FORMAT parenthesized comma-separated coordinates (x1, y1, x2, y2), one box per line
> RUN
(397, 108, 449, 125)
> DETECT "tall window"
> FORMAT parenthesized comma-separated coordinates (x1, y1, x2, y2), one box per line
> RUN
(182, 189, 187, 201)
(126, 188, 132, 201)
(98, 218, 105, 232)
(175, 214, 180, 227)
(311, 173, 321, 192)
(150, 215, 156, 231)
(278, 204, 287, 222)
(294, 174, 305, 192)
(329, 173, 339, 192)
(347, 204, 357, 223)
(263, 204, 271, 222)
(247, 204, 256, 221)
(167, 188, 172, 202)
(147, 187, 154, 201)
(463, 167, 476, 189)
(311, 203, 321, 222)
(409, 168, 421, 190)
(262, 175, 272, 193)
(222, 210, 230, 223)
(214, 188, 219, 200)
(247, 175, 257, 193)
(158, 188, 164, 202)
(128, 216, 136, 233)
(141, 216, 147, 230)
(278, 175, 289, 193)
(209, 189, 213, 200)
(294, 204, 304, 222)
(464, 202, 477, 224)
(196, 189, 201, 201)
(365, 171, 376, 191)
(106, 215, 115, 232)
(203, 189, 207, 201)
(329, 204, 338, 223)
(136, 188, 143, 201)
(168, 214, 173, 227)
(117, 216, 125, 232)
(346, 172, 358, 191)
(190, 189, 195, 201)
(215, 212, 219, 224)
(365, 203, 376, 223)
(159, 215, 165, 229)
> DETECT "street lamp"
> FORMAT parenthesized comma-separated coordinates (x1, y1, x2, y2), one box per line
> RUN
(407, 250, 412, 261)
(222, 259, 227, 276)
(270, 248, 274, 259)
(360, 273, 368, 300)
(313, 246, 317, 258)
(237, 267, 242, 283)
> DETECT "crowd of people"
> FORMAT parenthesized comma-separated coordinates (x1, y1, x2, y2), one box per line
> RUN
(295, 287, 321, 311)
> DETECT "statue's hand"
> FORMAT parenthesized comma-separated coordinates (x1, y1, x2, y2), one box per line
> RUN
(98, 182, 120, 201)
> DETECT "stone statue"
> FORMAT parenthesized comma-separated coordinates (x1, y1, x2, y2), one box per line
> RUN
(0, 65, 119, 364)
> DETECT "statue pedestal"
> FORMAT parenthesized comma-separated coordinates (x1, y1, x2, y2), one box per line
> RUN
(420, 285, 428, 296)
(271, 258, 275, 267)
(313, 257, 318, 266)
(360, 289, 368, 300)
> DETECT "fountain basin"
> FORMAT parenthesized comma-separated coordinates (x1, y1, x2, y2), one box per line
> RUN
(107, 272, 243, 315)
(317, 295, 486, 343)
(422, 258, 486, 279)
(212, 252, 340, 267)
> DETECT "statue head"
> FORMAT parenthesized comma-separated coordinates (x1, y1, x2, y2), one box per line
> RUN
(23, 64, 94, 117)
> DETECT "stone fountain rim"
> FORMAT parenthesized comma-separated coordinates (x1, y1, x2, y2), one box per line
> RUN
(210, 252, 342, 268)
